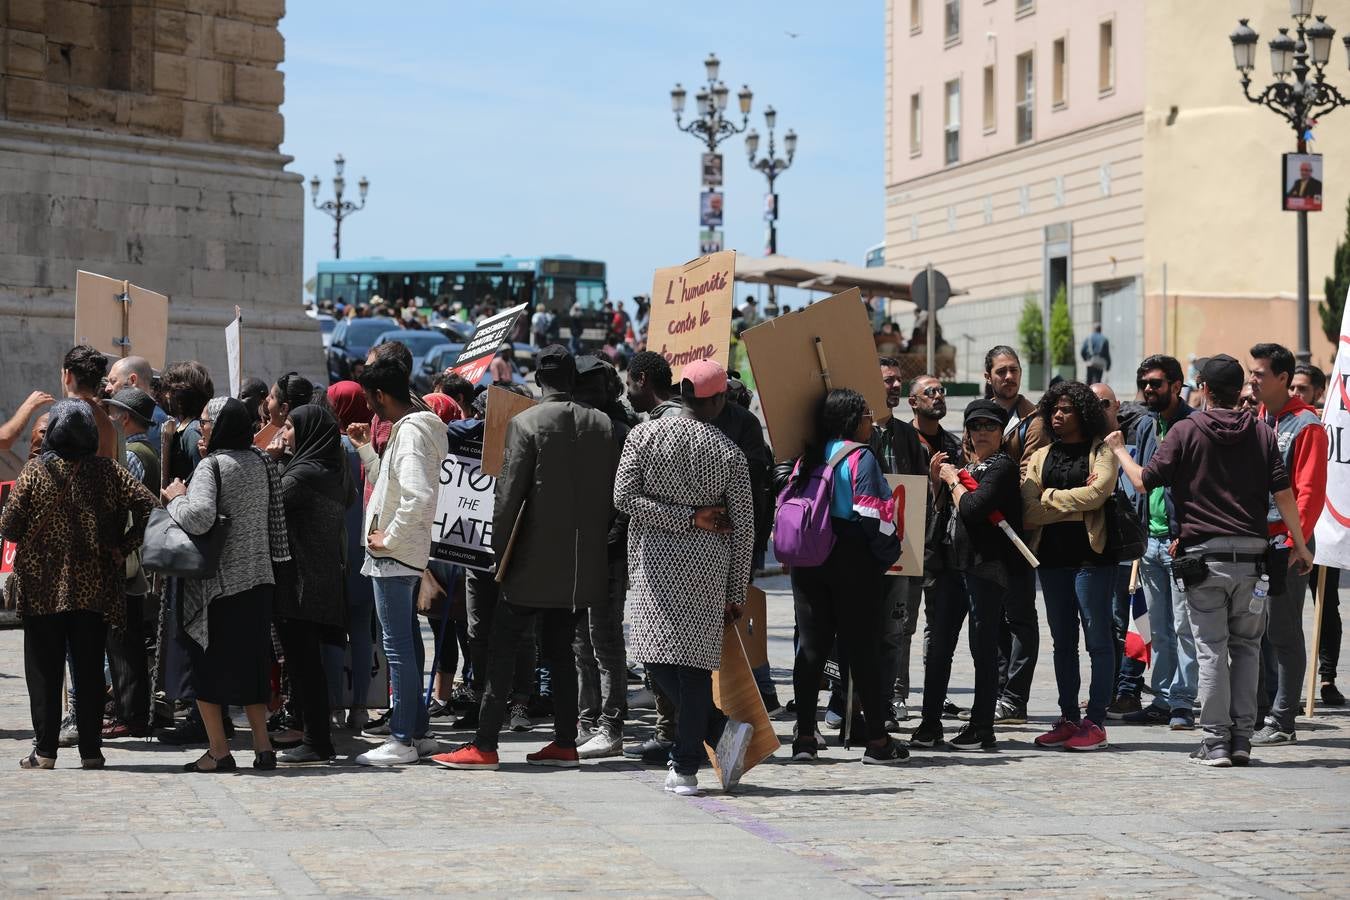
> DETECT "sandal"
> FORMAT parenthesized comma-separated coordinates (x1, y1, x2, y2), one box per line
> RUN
(20, 751, 56, 770)
(253, 750, 277, 771)
(182, 750, 237, 773)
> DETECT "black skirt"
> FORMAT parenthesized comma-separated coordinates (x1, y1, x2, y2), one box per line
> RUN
(188, 583, 274, 706)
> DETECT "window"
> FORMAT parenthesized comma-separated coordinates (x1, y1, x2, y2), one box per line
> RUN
(910, 0, 921, 34)
(1015, 51, 1034, 144)
(1052, 37, 1067, 108)
(944, 0, 960, 44)
(1015, 0, 1034, 14)
(909, 91, 922, 156)
(1099, 20, 1115, 93)
(944, 79, 961, 164)
(982, 64, 996, 132)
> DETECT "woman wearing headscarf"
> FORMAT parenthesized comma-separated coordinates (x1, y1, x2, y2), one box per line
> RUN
(258, 372, 314, 451)
(273, 405, 355, 765)
(162, 398, 291, 772)
(422, 392, 462, 424)
(321, 381, 378, 731)
(0, 400, 156, 769)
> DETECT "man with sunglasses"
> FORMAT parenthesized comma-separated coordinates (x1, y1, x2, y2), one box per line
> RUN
(1117, 355, 1199, 730)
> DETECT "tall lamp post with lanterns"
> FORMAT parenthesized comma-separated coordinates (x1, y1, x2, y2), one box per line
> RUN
(670, 54, 753, 257)
(746, 106, 797, 314)
(309, 154, 369, 260)
(1229, 0, 1350, 363)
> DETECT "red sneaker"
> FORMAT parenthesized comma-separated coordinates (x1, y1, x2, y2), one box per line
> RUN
(431, 743, 499, 770)
(526, 742, 580, 768)
(1034, 718, 1080, 748)
(1066, 720, 1109, 751)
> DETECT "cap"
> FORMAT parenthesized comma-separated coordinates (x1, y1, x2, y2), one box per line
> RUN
(575, 355, 610, 377)
(1199, 354, 1245, 393)
(107, 387, 155, 427)
(536, 344, 577, 380)
(680, 359, 728, 399)
(963, 398, 1009, 428)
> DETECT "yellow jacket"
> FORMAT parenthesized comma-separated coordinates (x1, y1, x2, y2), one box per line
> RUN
(1020, 438, 1119, 555)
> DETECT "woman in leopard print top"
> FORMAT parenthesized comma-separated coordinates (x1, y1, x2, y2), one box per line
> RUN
(0, 400, 156, 769)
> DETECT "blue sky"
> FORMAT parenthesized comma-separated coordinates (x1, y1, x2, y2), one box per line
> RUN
(280, 2, 884, 310)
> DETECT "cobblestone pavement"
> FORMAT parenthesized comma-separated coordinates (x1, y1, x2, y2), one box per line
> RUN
(0, 575, 1347, 897)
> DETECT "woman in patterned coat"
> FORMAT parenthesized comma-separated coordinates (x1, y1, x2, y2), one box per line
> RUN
(615, 360, 755, 796)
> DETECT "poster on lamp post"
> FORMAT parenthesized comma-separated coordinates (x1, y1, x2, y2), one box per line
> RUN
(701, 152, 723, 187)
(699, 229, 724, 254)
(700, 191, 724, 227)
(1283, 152, 1323, 212)
(648, 250, 736, 378)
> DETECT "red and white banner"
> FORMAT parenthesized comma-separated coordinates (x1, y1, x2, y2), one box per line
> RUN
(449, 303, 528, 385)
(0, 480, 15, 578)
(1314, 287, 1350, 570)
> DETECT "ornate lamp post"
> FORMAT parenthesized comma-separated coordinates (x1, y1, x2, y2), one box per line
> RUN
(1229, 1, 1350, 363)
(671, 54, 753, 255)
(746, 106, 797, 313)
(309, 154, 369, 260)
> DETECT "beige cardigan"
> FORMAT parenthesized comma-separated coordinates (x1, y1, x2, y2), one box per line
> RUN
(1020, 438, 1119, 555)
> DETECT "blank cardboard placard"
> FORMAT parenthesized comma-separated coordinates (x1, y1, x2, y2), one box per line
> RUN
(481, 385, 538, 477)
(884, 474, 927, 577)
(742, 287, 890, 463)
(708, 626, 778, 781)
(74, 270, 169, 371)
(647, 249, 736, 378)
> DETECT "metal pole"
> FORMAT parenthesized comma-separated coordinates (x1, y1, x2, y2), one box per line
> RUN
(334, 215, 342, 260)
(925, 263, 937, 376)
(1297, 209, 1310, 364)
(767, 169, 777, 311)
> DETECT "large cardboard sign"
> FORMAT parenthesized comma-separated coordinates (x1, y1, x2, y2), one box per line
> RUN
(481, 385, 537, 477)
(708, 626, 778, 782)
(648, 250, 736, 378)
(449, 303, 528, 385)
(884, 474, 927, 577)
(742, 287, 891, 463)
(74, 270, 169, 371)
(431, 435, 497, 572)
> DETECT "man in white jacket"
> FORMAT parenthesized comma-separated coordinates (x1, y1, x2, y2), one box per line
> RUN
(347, 353, 449, 766)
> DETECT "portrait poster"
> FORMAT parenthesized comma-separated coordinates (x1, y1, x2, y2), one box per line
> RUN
(1283, 152, 1323, 212)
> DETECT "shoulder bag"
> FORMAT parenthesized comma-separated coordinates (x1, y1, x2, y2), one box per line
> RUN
(142, 459, 229, 578)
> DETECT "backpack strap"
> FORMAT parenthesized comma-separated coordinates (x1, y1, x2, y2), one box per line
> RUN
(826, 440, 868, 469)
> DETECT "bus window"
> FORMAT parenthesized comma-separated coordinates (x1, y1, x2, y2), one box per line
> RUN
(538, 277, 605, 313)
(317, 273, 334, 303)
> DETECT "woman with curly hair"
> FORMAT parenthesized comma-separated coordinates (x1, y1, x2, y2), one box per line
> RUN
(1021, 381, 1120, 751)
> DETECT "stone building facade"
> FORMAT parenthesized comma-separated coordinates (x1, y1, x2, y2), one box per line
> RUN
(0, 0, 319, 476)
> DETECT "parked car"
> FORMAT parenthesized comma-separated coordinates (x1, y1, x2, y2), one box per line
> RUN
(374, 330, 451, 385)
(326, 315, 398, 382)
(431, 319, 475, 342)
(315, 313, 337, 349)
(411, 343, 531, 396)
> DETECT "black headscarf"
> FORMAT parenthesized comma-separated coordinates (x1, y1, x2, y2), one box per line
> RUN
(282, 404, 352, 505)
(40, 399, 98, 464)
(206, 397, 255, 453)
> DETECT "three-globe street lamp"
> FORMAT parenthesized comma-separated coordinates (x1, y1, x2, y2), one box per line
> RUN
(309, 154, 369, 260)
(745, 106, 798, 314)
(1229, 0, 1350, 363)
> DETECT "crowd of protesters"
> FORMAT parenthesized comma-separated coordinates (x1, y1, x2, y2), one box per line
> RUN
(0, 321, 1335, 788)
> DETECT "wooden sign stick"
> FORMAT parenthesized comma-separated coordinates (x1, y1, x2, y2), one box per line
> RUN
(814, 337, 833, 391)
(1305, 566, 1326, 718)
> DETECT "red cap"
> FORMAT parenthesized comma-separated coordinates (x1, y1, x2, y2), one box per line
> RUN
(681, 359, 728, 398)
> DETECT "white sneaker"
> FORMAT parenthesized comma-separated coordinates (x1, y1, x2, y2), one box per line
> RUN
(663, 764, 678, 791)
(414, 737, 440, 758)
(668, 772, 700, 796)
(577, 730, 623, 759)
(354, 740, 419, 767)
(714, 720, 754, 790)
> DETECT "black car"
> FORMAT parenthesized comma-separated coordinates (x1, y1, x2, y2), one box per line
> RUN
(326, 315, 398, 382)
(412, 343, 465, 395)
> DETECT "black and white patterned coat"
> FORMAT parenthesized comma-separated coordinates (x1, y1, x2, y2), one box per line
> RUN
(615, 415, 755, 670)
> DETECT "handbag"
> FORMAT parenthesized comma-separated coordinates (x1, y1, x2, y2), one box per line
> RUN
(142, 461, 229, 578)
(1106, 488, 1146, 562)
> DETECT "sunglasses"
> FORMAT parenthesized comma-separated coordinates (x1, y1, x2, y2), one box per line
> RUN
(967, 420, 1002, 433)
(919, 386, 946, 398)
(1099, 398, 1112, 408)
(1137, 377, 1168, 391)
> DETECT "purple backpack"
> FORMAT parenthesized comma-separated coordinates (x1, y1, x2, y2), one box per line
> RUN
(772, 441, 866, 568)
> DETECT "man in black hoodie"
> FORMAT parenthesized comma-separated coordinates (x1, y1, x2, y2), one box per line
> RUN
(1108, 355, 1313, 768)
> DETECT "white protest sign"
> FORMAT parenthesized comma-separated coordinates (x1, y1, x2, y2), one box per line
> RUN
(430, 435, 497, 572)
(1314, 287, 1350, 569)
(884, 474, 926, 577)
(225, 307, 242, 398)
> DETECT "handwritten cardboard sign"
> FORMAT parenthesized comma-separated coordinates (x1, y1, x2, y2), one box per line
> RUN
(74, 270, 169, 371)
(742, 287, 891, 463)
(481, 385, 538, 477)
(884, 474, 926, 577)
(648, 250, 736, 378)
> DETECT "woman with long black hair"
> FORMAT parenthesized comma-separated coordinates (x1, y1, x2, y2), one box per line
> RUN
(788, 388, 906, 765)
(163, 398, 291, 772)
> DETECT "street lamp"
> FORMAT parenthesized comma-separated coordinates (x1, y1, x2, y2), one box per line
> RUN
(1228, 3, 1350, 363)
(745, 105, 798, 315)
(310, 153, 369, 260)
(670, 53, 752, 255)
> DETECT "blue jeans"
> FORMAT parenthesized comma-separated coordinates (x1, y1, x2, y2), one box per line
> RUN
(1139, 536, 1198, 712)
(646, 663, 727, 776)
(1040, 565, 1116, 725)
(1111, 565, 1145, 698)
(372, 574, 428, 745)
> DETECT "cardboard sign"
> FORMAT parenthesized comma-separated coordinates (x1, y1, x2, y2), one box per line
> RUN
(481, 385, 537, 477)
(708, 626, 778, 782)
(449, 303, 529, 385)
(884, 474, 927, 577)
(647, 250, 736, 378)
(74, 270, 169, 371)
(739, 584, 769, 669)
(225, 310, 242, 398)
(742, 287, 891, 463)
(431, 436, 497, 572)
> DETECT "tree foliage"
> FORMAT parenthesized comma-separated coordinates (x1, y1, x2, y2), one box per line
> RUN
(1050, 285, 1074, 366)
(1018, 294, 1044, 363)
(1324, 193, 1350, 345)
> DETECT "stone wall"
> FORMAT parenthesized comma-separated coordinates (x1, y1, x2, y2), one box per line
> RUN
(0, 1, 317, 478)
